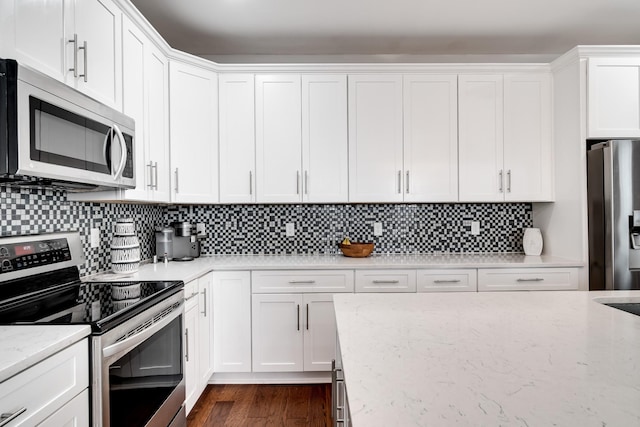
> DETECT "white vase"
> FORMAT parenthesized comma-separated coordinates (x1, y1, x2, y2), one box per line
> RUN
(523, 228, 543, 256)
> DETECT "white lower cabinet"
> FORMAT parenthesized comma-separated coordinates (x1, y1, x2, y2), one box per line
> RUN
(183, 273, 214, 414)
(355, 269, 417, 292)
(478, 268, 579, 291)
(417, 269, 478, 292)
(213, 271, 252, 373)
(251, 270, 354, 373)
(0, 339, 88, 427)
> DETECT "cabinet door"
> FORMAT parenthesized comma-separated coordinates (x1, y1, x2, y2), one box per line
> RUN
(403, 75, 458, 202)
(219, 74, 256, 203)
(169, 61, 218, 203)
(255, 75, 302, 203)
(197, 273, 213, 389)
(252, 294, 303, 372)
(73, 0, 122, 109)
(348, 75, 404, 202)
(145, 44, 171, 202)
(303, 294, 337, 372)
(213, 272, 252, 373)
(121, 17, 149, 201)
(302, 74, 348, 203)
(458, 75, 504, 202)
(38, 389, 89, 427)
(504, 73, 553, 201)
(184, 299, 199, 414)
(2, 0, 68, 82)
(588, 58, 640, 138)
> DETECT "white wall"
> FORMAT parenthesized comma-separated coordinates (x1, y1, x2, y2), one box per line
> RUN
(533, 56, 589, 289)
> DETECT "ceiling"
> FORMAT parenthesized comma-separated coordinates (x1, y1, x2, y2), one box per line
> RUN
(130, 0, 640, 63)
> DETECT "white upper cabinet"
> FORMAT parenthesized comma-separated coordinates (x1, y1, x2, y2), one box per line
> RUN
(71, 0, 122, 109)
(348, 75, 404, 202)
(119, 17, 170, 203)
(588, 57, 640, 138)
(458, 74, 505, 202)
(255, 75, 303, 203)
(169, 61, 218, 203)
(403, 75, 458, 202)
(2, 0, 122, 109)
(219, 74, 256, 203)
(302, 74, 349, 203)
(459, 73, 553, 202)
(504, 73, 553, 201)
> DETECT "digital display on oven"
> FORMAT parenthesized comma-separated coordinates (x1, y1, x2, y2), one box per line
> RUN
(14, 245, 36, 257)
(0, 238, 72, 274)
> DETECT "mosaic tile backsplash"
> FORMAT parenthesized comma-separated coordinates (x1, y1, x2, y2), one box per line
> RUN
(168, 203, 532, 255)
(1, 184, 532, 277)
(0, 185, 165, 277)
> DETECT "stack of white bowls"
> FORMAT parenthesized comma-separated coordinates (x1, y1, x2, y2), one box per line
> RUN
(110, 218, 140, 274)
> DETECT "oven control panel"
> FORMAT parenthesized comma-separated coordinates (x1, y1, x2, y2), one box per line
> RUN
(0, 238, 72, 274)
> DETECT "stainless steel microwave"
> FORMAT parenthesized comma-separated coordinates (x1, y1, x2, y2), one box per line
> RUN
(0, 58, 135, 191)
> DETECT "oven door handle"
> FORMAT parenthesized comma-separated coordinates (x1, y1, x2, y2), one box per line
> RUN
(103, 301, 184, 360)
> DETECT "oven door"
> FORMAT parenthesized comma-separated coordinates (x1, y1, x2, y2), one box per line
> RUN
(95, 291, 185, 427)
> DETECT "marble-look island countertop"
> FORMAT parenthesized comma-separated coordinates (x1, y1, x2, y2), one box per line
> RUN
(86, 253, 582, 284)
(0, 325, 91, 382)
(333, 291, 640, 426)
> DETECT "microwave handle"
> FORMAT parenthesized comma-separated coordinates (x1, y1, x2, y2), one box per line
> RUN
(112, 124, 127, 180)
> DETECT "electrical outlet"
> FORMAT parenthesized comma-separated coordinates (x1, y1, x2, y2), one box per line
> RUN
(285, 223, 295, 237)
(373, 222, 383, 236)
(196, 223, 206, 237)
(471, 221, 480, 235)
(90, 228, 100, 248)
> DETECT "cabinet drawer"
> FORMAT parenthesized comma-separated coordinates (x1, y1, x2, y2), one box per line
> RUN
(184, 278, 199, 307)
(478, 268, 579, 291)
(355, 270, 417, 293)
(0, 339, 89, 427)
(252, 270, 354, 293)
(417, 269, 477, 292)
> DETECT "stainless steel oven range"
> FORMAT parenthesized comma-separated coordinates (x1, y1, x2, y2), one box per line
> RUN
(0, 231, 186, 427)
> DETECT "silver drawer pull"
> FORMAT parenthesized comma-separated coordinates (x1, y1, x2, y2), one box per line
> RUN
(372, 280, 400, 284)
(0, 408, 27, 427)
(516, 278, 544, 282)
(433, 279, 461, 284)
(184, 291, 199, 301)
(288, 280, 316, 284)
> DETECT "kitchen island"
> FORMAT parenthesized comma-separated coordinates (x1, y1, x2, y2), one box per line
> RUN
(333, 291, 640, 426)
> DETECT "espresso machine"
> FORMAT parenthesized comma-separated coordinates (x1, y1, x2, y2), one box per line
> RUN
(155, 222, 202, 261)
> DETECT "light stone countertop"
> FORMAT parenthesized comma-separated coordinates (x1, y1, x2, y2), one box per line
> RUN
(333, 291, 640, 426)
(86, 253, 583, 284)
(0, 325, 91, 382)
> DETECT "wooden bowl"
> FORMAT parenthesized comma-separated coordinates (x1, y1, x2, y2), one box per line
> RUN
(338, 242, 374, 258)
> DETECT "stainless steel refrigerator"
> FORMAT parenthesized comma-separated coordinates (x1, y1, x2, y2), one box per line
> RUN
(587, 139, 640, 290)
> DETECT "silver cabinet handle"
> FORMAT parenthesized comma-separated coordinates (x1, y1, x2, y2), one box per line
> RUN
(406, 170, 410, 194)
(306, 303, 309, 330)
(516, 278, 544, 282)
(372, 280, 400, 284)
(433, 279, 461, 284)
(0, 408, 27, 427)
(184, 291, 198, 301)
(249, 171, 253, 195)
(184, 328, 190, 361)
(68, 34, 78, 77)
(153, 162, 158, 190)
(397, 170, 401, 193)
(78, 40, 88, 82)
(288, 280, 316, 284)
(147, 162, 154, 188)
(498, 170, 504, 193)
(201, 288, 207, 317)
(297, 304, 300, 331)
(174, 168, 179, 193)
(304, 170, 309, 195)
(507, 169, 512, 193)
(296, 171, 300, 195)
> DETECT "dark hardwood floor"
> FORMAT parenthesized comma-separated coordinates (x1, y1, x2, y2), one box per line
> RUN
(187, 384, 333, 426)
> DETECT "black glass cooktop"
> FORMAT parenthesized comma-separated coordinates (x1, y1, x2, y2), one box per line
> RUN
(0, 267, 183, 334)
